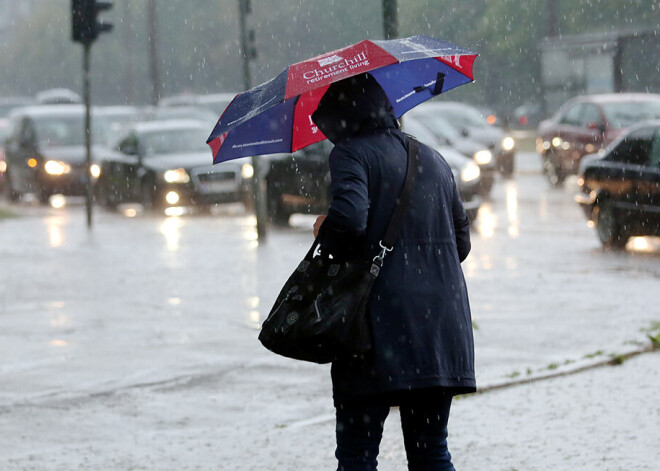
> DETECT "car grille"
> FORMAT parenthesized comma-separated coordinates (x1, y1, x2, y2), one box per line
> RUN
(197, 171, 235, 183)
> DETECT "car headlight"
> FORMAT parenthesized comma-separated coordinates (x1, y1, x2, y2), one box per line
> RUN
(241, 163, 254, 179)
(44, 160, 71, 175)
(460, 162, 481, 183)
(0, 160, 6, 173)
(501, 136, 515, 151)
(165, 191, 180, 205)
(90, 164, 101, 179)
(473, 149, 492, 165)
(163, 168, 190, 183)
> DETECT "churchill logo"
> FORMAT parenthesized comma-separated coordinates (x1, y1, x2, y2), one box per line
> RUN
(302, 51, 370, 84)
(318, 54, 343, 67)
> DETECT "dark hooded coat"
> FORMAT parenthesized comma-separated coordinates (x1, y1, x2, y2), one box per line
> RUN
(312, 75, 476, 403)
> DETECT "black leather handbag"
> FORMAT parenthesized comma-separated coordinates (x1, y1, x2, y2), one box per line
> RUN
(258, 138, 419, 364)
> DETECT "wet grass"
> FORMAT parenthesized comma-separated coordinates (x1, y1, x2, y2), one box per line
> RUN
(0, 206, 15, 220)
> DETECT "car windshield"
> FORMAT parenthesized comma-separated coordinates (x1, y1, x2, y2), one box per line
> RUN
(34, 115, 110, 147)
(601, 101, 660, 128)
(142, 127, 209, 155)
(419, 115, 463, 142)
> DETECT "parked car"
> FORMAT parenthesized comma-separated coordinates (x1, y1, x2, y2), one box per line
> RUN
(411, 101, 516, 176)
(265, 125, 482, 226)
(575, 120, 660, 248)
(3, 105, 109, 203)
(95, 119, 253, 211)
(537, 93, 660, 187)
(405, 109, 495, 196)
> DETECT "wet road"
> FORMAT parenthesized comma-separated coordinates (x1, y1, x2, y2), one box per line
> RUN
(1, 151, 659, 469)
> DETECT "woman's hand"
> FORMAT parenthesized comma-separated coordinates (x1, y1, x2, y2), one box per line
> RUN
(313, 215, 326, 238)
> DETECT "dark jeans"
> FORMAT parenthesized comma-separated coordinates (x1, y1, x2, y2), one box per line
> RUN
(335, 390, 454, 471)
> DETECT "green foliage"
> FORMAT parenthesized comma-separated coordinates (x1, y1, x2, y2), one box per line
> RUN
(0, 0, 655, 107)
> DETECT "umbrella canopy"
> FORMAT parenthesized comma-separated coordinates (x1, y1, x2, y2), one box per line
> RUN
(207, 35, 477, 164)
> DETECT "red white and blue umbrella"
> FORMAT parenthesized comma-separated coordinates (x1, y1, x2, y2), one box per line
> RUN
(207, 35, 477, 164)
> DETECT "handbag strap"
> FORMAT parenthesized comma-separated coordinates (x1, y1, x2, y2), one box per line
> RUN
(374, 136, 419, 264)
(305, 136, 419, 262)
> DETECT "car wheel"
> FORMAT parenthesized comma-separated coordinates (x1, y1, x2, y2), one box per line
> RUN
(596, 199, 628, 249)
(3, 169, 20, 202)
(96, 178, 118, 211)
(499, 156, 514, 178)
(542, 153, 565, 187)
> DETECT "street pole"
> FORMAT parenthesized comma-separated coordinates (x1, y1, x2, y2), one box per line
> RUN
(83, 43, 93, 229)
(147, 0, 161, 106)
(238, 0, 267, 241)
(382, 0, 398, 40)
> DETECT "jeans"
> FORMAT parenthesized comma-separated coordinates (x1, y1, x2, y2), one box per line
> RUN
(335, 390, 454, 471)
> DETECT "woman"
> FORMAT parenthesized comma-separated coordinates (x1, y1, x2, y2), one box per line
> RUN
(311, 73, 476, 471)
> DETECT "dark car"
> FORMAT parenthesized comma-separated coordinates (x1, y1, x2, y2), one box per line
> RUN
(265, 126, 482, 226)
(3, 105, 109, 203)
(575, 120, 660, 248)
(537, 93, 660, 187)
(405, 110, 496, 196)
(412, 101, 516, 177)
(95, 120, 253, 211)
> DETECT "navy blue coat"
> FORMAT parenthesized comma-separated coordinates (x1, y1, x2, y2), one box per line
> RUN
(314, 96, 476, 402)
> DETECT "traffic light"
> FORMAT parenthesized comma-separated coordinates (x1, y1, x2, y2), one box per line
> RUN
(72, 0, 113, 45)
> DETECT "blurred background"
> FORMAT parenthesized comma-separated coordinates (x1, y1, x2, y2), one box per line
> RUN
(0, 0, 657, 114)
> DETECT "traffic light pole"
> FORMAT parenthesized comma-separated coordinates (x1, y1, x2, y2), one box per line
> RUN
(83, 43, 93, 229)
(238, 0, 267, 242)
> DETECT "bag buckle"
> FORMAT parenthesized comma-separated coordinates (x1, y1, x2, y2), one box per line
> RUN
(372, 241, 393, 266)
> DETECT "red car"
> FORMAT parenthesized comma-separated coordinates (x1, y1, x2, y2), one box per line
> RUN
(537, 93, 660, 186)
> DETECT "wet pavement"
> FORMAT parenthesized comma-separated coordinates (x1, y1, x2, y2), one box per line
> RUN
(1, 151, 659, 470)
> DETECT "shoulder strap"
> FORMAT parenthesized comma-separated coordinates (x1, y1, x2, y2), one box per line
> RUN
(380, 136, 419, 250)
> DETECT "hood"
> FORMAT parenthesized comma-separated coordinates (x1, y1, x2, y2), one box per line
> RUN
(311, 73, 398, 145)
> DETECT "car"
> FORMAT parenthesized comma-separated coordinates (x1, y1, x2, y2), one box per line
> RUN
(405, 109, 496, 196)
(265, 124, 482, 226)
(575, 120, 660, 248)
(3, 105, 109, 203)
(95, 119, 253, 211)
(411, 101, 516, 177)
(537, 93, 660, 187)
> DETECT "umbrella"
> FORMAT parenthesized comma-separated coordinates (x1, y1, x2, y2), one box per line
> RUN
(207, 35, 477, 164)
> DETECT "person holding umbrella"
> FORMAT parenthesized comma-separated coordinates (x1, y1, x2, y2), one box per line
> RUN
(207, 36, 478, 470)
(311, 73, 475, 471)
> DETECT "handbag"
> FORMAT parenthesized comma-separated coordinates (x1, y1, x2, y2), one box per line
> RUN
(258, 137, 420, 364)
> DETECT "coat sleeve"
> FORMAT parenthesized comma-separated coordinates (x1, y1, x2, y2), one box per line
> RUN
(451, 181, 471, 262)
(317, 145, 368, 258)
